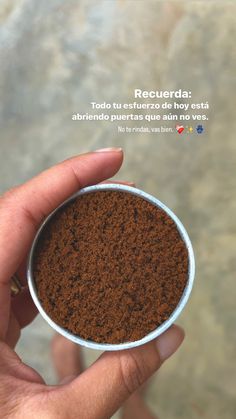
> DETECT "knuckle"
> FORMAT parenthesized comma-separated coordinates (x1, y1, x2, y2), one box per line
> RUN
(118, 351, 149, 395)
(19, 205, 39, 231)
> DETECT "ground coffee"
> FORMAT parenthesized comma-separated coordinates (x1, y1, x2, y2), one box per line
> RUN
(33, 190, 188, 344)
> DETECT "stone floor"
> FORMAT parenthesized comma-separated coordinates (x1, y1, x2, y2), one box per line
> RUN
(1, 1, 236, 418)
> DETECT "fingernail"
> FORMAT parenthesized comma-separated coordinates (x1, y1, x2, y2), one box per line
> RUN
(155, 325, 185, 362)
(125, 182, 135, 186)
(94, 147, 123, 153)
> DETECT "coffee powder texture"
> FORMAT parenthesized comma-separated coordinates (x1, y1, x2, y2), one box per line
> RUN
(34, 190, 188, 344)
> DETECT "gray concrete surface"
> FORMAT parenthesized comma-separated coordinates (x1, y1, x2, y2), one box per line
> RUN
(0, 1, 236, 418)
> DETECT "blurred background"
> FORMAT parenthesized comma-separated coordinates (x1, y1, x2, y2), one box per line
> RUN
(1, 0, 236, 418)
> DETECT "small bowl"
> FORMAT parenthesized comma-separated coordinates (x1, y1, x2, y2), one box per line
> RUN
(27, 184, 195, 351)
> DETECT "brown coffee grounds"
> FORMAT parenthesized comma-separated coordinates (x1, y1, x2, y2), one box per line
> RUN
(33, 190, 188, 344)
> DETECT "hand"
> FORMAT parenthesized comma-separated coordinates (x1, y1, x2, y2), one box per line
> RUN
(0, 148, 184, 418)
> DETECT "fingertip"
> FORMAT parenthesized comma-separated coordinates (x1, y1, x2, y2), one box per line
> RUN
(92, 147, 124, 166)
(63, 148, 124, 187)
(62, 147, 124, 167)
(155, 324, 185, 363)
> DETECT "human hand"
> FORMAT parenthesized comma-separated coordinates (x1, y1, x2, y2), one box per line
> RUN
(0, 148, 184, 418)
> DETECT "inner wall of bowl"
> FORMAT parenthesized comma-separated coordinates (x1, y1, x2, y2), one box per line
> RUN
(27, 184, 195, 351)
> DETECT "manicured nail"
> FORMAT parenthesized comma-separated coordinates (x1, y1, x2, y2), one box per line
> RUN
(155, 325, 185, 362)
(94, 147, 123, 153)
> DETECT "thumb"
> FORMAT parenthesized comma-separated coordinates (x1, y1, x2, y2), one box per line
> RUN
(58, 325, 184, 419)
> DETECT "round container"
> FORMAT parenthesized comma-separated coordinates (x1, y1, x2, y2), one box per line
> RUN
(27, 184, 195, 351)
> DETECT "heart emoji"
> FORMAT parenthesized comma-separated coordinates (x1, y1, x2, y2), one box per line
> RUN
(176, 125, 184, 134)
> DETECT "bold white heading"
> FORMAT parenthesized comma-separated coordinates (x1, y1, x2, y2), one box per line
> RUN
(134, 89, 192, 99)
